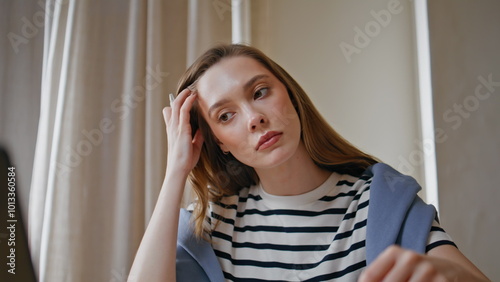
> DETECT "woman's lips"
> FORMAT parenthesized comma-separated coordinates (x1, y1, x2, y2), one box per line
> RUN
(256, 131, 283, 151)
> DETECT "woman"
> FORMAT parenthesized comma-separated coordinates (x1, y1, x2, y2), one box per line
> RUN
(129, 44, 489, 281)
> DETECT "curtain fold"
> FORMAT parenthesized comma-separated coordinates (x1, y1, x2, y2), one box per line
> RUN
(29, 0, 71, 278)
(187, 0, 232, 65)
(28, 0, 231, 281)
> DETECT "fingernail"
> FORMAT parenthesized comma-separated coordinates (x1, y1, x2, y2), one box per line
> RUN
(169, 93, 175, 104)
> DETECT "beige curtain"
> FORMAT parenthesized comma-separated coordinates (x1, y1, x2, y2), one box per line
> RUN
(28, 0, 231, 281)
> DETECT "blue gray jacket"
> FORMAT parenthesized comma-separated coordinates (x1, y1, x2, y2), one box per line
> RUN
(176, 163, 436, 281)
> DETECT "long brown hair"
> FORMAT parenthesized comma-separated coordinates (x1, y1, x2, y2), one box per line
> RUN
(176, 44, 378, 238)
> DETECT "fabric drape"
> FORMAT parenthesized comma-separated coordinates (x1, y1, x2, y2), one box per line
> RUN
(28, 0, 231, 281)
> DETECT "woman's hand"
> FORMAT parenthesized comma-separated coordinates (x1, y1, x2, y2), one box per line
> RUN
(128, 89, 205, 281)
(359, 245, 489, 282)
(163, 88, 204, 177)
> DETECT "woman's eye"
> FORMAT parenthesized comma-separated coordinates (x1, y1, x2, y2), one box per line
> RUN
(218, 112, 234, 123)
(254, 88, 268, 99)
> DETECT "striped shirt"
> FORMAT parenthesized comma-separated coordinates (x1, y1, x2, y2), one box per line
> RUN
(202, 172, 454, 281)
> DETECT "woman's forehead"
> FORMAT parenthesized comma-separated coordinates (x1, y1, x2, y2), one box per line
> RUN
(198, 57, 271, 92)
(195, 57, 274, 109)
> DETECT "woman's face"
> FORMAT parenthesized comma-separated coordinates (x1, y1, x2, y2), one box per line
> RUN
(195, 56, 302, 169)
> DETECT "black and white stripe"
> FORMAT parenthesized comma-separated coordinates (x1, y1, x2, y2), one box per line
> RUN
(200, 172, 454, 281)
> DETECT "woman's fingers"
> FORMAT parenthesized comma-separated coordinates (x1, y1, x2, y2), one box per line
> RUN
(359, 245, 400, 282)
(409, 261, 443, 282)
(169, 88, 192, 121)
(359, 245, 465, 282)
(359, 245, 421, 281)
(167, 88, 196, 127)
(163, 88, 202, 172)
(381, 248, 421, 281)
(179, 92, 197, 125)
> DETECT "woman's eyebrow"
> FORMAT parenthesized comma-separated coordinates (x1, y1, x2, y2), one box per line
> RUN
(208, 98, 231, 118)
(243, 74, 269, 92)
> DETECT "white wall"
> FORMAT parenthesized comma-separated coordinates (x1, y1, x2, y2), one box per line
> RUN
(428, 1, 500, 280)
(251, 0, 425, 189)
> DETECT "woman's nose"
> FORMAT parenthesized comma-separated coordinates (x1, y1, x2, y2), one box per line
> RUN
(247, 111, 266, 132)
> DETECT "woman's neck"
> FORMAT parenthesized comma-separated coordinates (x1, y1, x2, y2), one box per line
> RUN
(254, 142, 331, 196)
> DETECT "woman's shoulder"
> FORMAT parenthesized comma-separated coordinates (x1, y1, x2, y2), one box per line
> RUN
(334, 170, 373, 194)
(208, 184, 259, 212)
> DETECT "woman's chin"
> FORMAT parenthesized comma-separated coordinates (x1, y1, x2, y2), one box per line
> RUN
(246, 147, 297, 170)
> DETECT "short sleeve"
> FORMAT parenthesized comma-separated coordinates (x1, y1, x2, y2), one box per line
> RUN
(425, 219, 457, 253)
